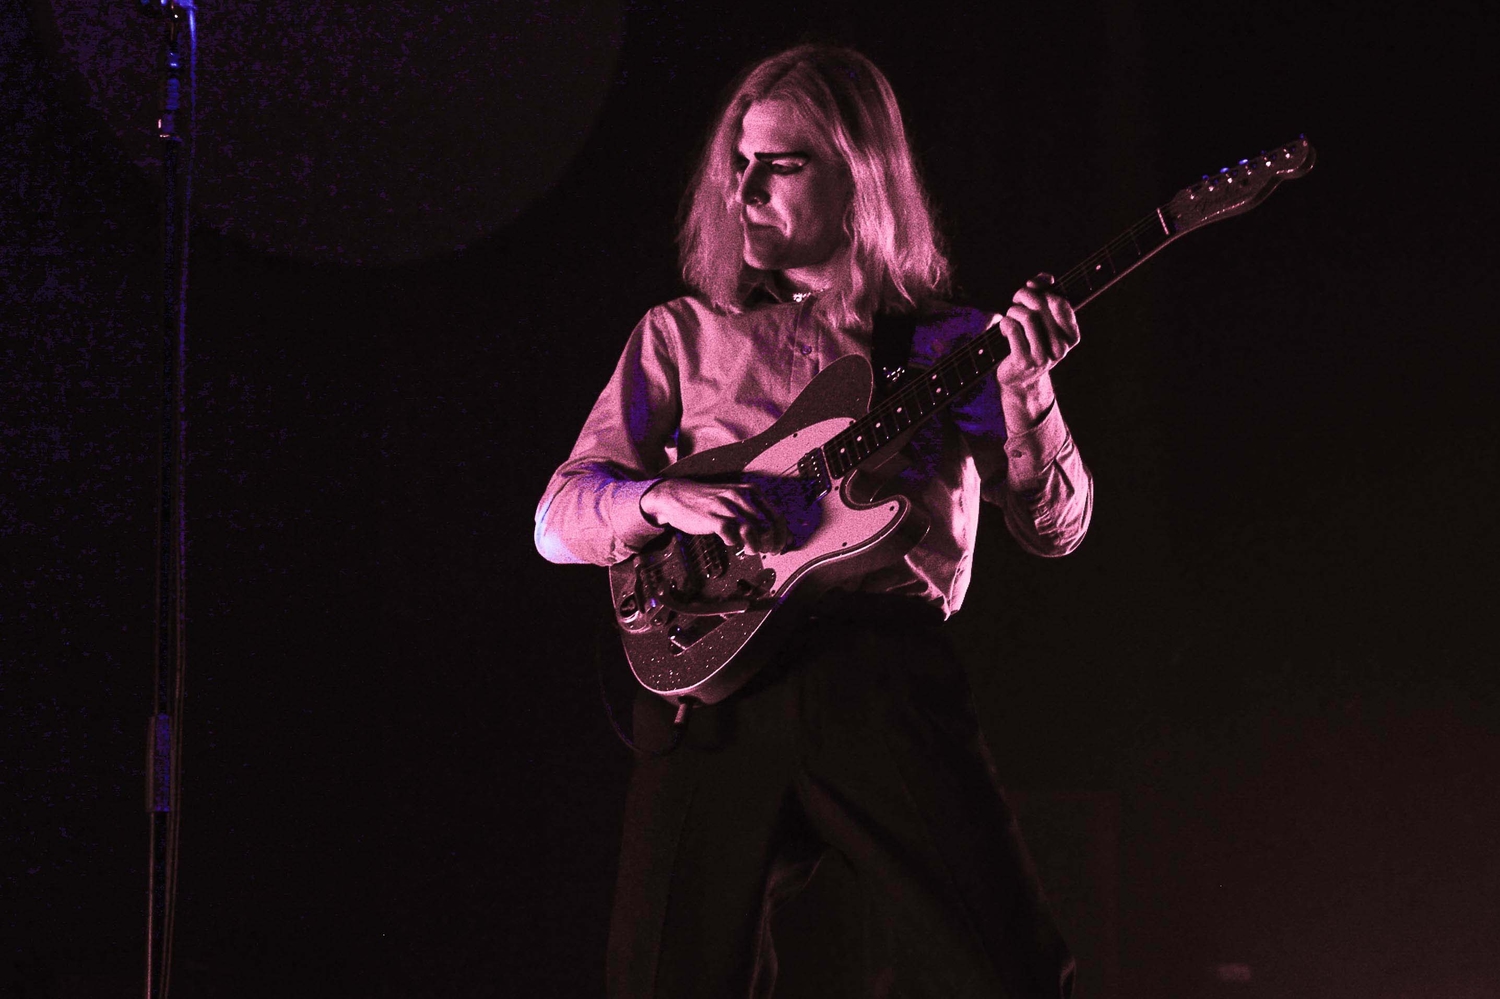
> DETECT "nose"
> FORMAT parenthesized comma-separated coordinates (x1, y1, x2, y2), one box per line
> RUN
(737, 162, 769, 207)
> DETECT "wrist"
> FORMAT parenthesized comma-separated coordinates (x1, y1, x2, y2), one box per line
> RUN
(638, 479, 664, 526)
(999, 372, 1056, 433)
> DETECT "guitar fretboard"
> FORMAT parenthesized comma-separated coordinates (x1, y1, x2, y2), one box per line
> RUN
(820, 207, 1177, 479)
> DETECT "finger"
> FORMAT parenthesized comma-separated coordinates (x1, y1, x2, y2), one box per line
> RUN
(1012, 285, 1047, 311)
(718, 517, 745, 552)
(722, 487, 779, 553)
(996, 313, 1029, 364)
(742, 524, 775, 555)
(1046, 295, 1080, 347)
(749, 507, 789, 555)
(767, 505, 790, 553)
(723, 489, 771, 531)
(700, 484, 755, 518)
(738, 483, 785, 534)
(745, 513, 786, 555)
(1010, 297, 1073, 356)
(1003, 306, 1044, 357)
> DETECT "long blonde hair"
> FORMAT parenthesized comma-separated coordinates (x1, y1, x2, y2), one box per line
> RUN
(677, 45, 951, 331)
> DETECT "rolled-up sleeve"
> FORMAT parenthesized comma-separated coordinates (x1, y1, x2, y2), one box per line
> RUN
(982, 399, 1093, 557)
(947, 319, 1094, 558)
(534, 309, 682, 565)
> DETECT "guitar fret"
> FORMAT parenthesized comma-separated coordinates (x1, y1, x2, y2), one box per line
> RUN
(826, 199, 1203, 478)
(829, 438, 850, 477)
(926, 370, 941, 403)
(960, 353, 977, 381)
(1057, 213, 1174, 309)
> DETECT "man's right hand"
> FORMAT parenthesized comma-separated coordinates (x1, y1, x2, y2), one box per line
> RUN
(639, 479, 789, 555)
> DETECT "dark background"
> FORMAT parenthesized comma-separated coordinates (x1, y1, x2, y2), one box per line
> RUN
(4, 0, 1497, 996)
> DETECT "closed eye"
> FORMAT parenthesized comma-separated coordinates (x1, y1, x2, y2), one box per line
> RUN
(735, 151, 810, 175)
(757, 152, 808, 173)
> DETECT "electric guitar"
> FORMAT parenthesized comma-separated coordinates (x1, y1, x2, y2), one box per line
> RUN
(609, 137, 1316, 705)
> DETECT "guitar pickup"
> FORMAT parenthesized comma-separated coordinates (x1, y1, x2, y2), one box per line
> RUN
(667, 616, 725, 653)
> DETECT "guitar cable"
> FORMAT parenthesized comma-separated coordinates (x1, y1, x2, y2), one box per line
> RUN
(595, 613, 696, 756)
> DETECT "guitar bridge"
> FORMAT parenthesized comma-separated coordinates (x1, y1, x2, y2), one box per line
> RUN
(681, 532, 728, 581)
(667, 615, 726, 653)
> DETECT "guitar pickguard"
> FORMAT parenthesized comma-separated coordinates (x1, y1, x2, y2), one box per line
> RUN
(745, 418, 909, 598)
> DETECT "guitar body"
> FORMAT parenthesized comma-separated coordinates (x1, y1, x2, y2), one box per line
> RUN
(607, 354, 931, 705)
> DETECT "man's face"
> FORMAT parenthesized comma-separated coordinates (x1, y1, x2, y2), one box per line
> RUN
(733, 101, 851, 281)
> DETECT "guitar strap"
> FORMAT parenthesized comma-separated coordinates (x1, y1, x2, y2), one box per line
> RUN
(870, 311, 919, 400)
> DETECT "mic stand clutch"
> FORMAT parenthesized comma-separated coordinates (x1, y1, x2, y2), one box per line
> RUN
(138, 2, 196, 998)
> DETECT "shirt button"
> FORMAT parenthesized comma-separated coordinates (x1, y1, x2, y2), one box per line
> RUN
(799, 344, 812, 356)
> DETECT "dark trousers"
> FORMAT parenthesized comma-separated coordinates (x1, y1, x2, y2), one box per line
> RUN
(606, 598, 1076, 999)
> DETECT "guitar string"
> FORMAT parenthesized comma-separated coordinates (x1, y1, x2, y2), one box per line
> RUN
(820, 212, 1165, 475)
(787, 166, 1295, 479)
(798, 209, 1170, 482)
(1059, 213, 1163, 292)
(804, 169, 1286, 478)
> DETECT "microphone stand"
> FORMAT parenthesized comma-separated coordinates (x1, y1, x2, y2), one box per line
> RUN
(139, 2, 196, 997)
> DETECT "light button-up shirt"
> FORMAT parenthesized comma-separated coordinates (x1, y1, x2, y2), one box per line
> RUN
(534, 295, 1093, 617)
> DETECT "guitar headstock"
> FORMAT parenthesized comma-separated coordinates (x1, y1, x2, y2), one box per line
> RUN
(1164, 136, 1315, 234)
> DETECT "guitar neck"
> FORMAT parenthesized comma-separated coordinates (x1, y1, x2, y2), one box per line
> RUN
(821, 133, 1316, 478)
(1055, 207, 1177, 310)
(820, 206, 1177, 480)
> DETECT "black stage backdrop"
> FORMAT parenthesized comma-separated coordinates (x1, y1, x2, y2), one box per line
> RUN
(4, 1, 1497, 997)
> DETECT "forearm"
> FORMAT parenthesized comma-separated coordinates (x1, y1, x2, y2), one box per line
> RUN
(533, 306, 681, 565)
(998, 370, 1058, 437)
(981, 396, 1094, 556)
(534, 463, 663, 566)
(998, 426, 1093, 557)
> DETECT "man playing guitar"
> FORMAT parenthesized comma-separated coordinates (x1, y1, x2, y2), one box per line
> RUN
(536, 44, 1089, 999)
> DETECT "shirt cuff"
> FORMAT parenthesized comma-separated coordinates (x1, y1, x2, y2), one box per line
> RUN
(610, 476, 664, 553)
(1004, 400, 1069, 483)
